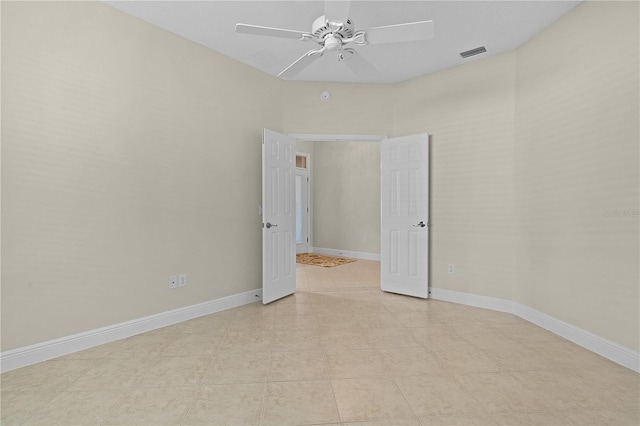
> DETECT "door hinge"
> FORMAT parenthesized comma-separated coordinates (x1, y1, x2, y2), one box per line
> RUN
(307, 237, 309, 242)
(307, 177, 309, 182)
(307, 207, 309, 212)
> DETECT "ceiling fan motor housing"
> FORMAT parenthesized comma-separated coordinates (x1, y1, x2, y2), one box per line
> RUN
(312, 15, 355, 41)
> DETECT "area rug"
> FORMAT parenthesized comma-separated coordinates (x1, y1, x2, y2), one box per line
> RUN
(296, 253, 357, 268)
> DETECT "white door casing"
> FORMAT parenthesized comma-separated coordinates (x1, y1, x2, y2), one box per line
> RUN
(262, 129, 296, 304)
(380, 133, 430, 298)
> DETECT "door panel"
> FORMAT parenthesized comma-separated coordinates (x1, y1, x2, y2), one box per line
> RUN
(381, 133, 430, 298)
(262, 129, 296, 304)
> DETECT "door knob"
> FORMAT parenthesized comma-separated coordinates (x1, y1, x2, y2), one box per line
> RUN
(265, 222, 278, 229)
(412, 221, 426, 228)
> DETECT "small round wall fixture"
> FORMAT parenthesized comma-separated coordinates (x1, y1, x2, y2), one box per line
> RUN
(320, 90, 331, 101)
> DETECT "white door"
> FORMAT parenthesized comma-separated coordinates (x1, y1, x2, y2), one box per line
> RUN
(380, 133, 430, 298)
(295, 169, 310, 254)
(262, 129, 296, 304)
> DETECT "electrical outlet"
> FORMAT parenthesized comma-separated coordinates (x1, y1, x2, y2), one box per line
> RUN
(178, 273, 187, 288)
(448, 264, 455, 274)
(169, 276, 178, 289)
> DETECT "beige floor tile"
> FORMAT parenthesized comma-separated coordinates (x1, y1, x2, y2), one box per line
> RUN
(316, 311, 366, 327)
(275, 302, 315, 316)
(170, 315, 228, 335)
(381, 300, 430, 313)
(268, 350, 330, 381)
(342, 419, 421, 426)
(103, 386, 198, 425)
(512, 370, 631, 411)
(136, 355, 210, 387)
(262, 380, 339, 426)
(378, 347, 443, 376)
(409, 327, 474, 351)
(224, 316, 276, 332)
(308, 281, 340, 292)
(274, 313, 319, 331)
(395, 374, 486, 417)
(341, 290, 383, 303)
(105, 333, 174, 358)
(24, 390, 124, 426)
(320, 329, 371, 350)
(326, 349, 388, 379)
(1, 359, 96, 392)
(0, 390, 58, 426)
(454, 372, 557, 414)
(358, 312, 404, 328)
(66, 357, 157, 391)
(331, 378, 415, 422)
(296, 281, 310, 290)
(366, 327, 422, 349)
(218, 330, 273, 351)
(419, 414, 500, 425)
(562, 409, 640, 425)
(433, 349, 501, 374)
(272, 329, 323, 351)
(182, 383, 264, 425)
(160, 333, 222, 356)
(201, 351, 268, 384)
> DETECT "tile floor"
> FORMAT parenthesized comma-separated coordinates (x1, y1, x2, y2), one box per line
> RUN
(1, 260, 639, 425)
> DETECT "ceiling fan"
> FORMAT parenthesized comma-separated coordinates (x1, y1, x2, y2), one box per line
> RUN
(236, 1, 434, 79)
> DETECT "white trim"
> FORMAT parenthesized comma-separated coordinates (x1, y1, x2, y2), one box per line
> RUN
(0, 288, 262, 373)
(430, 287, 514, 313)
(290, 133, 387, 142)
(311, 247, 381, 261)
(513, 303, 640, 374)
(430, 287, 639, 373)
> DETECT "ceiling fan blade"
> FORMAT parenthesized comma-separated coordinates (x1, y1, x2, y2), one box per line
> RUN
(278, 48, 325, 79)
(364, 20, 434, 45)
(236, 23, 311, 40)
(324, 0, 351, 24)
(342, 50, 378, 80)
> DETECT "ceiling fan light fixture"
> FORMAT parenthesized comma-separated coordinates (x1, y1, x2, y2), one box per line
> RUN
(460, 46, 487, 59)
(325, 35, 342, 52)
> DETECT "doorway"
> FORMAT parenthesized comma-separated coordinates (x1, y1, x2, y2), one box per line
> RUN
(295, 153, 310, 254)
(294, 135, 384, 260)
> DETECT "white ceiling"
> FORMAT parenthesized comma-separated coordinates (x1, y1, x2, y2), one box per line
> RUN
(105, 0, 581, 84)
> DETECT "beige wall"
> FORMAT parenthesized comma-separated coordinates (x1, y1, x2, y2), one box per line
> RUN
(393, 51, 517, 301)
(393, 1, 639, 352)
(283, 81, 393, 136)
(2, 1, 638, 356)
(1, 1, 282, 351)
(513, 1, 639, 351)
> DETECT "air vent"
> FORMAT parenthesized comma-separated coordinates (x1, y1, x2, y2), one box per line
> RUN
(460, 46, 487, 59)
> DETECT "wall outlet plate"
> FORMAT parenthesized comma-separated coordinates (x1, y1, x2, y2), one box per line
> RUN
(169, 276, 178, 289)
(178, 273, 187, 288)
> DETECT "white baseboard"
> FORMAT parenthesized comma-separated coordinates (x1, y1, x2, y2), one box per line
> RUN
(0, 288, 263, 373)
(311, 247, 381, 261)
(430, 287, 639, 373)
(430, 287, 514, 313)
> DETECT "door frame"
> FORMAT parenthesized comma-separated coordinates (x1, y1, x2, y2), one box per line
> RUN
(295, 155, 310, 254)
